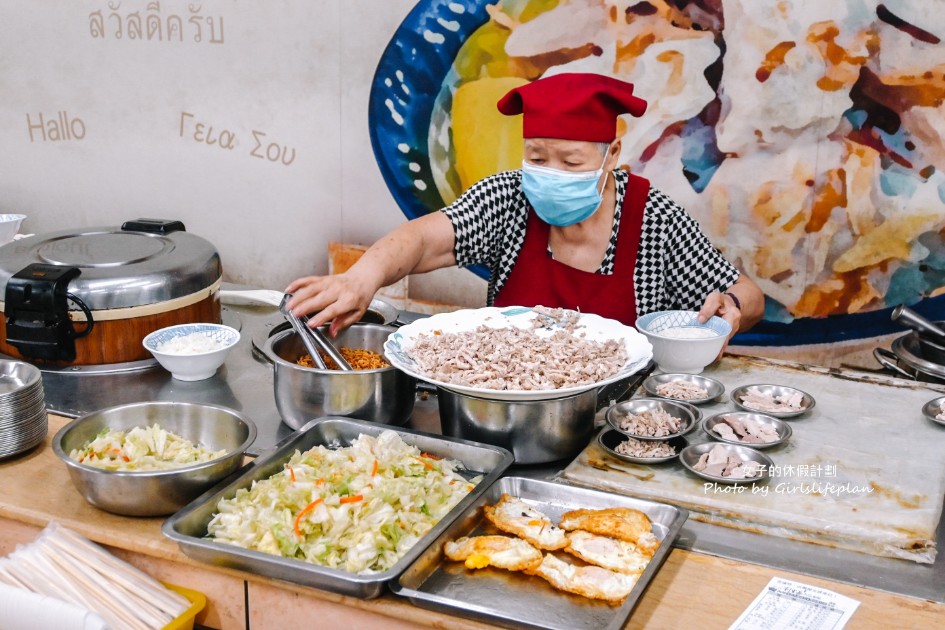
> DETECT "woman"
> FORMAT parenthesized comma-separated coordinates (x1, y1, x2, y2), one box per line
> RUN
(287, 73, 763, 346)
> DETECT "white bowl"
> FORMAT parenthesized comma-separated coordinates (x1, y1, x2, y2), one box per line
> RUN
(142, 323, 240, 381)
(0, 214, 26, 245)
(635, 310, 731, 374)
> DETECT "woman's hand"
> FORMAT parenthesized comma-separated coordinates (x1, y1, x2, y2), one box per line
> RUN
(284, 272, 377, 337)
(696, 275, 765, 356)
(697, 291, 741, 354)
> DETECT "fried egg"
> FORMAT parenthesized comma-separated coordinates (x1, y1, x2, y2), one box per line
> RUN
(483, 494, 569, 550)
(527, 553, 638, 603)
(558, 507, 659, 556)
(444, 535, 543, 572)
(564, 530, 651, 574)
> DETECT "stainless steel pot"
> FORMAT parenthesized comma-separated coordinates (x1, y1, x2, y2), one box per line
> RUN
(437, 387, 598, 464)
(436, 361, 656, 465)
(264, 323, 416, 430)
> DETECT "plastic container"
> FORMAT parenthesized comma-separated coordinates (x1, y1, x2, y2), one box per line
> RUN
(162, 583, 207, 630)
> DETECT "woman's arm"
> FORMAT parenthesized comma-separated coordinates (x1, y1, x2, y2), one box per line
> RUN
(285, 211, 456, 335)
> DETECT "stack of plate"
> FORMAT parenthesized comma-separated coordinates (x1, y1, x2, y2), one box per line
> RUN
(0, 360, 47, 459)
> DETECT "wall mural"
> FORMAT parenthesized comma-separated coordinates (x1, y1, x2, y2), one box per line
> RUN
(369, 0, 945, 346)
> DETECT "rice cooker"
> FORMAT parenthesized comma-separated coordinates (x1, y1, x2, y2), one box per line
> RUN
(0, 219, 222, 365)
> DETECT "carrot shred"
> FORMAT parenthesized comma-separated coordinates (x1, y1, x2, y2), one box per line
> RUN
(371, 459, 378, 477)
(414, 456, 435, 470)
(293, 498, 324, 539)
(287, 465, 296, 482)
(340, 495, 363, 504)
(420, 452, 442, 460)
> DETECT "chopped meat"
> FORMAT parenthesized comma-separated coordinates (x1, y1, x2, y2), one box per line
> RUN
(614, 437, 677, 458)
(693, 444, 765, 480)
(711, 417, 780, 444)
(613, 407, 683, 437)
(739, 388, 806, 413)
(655, 380, 709, 400)
(937, 402, 945, 421)
(406, 311, 628, 391)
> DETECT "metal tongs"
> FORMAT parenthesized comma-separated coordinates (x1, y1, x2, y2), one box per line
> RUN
(279, 294, 353, 371)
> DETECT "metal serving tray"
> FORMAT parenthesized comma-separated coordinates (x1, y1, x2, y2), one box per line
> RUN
(391, 477, 688, 630)
(162, 417, 514, 599)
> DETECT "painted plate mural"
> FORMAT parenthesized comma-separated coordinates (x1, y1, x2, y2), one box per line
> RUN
(369, 0, 945, 346)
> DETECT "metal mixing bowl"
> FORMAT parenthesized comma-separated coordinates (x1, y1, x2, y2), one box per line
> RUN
(702, 411, 792, 449)
(643, 373, 725, 405)
(264, 323, 416, 430)
(604, 397, 697, 440)
(679, 442, 774, 485)
(52, 401, 256, 516)
(730, 384, 815, 418)
(437, 386, 598, 464)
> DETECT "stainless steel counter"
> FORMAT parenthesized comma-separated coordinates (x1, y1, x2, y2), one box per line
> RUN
(33, 294, 945, 606)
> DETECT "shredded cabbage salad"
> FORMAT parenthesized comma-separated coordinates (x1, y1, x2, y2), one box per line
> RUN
(207, 430, 480, 574)
(70, 424, 227, 471)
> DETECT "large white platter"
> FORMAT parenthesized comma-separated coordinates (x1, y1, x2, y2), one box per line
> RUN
(384, 306, 653, 401)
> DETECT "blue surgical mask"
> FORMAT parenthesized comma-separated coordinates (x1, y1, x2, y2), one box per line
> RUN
(521, 159, 609, 226)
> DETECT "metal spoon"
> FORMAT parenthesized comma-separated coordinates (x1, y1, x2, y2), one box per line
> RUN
(278, 294, 353, 371)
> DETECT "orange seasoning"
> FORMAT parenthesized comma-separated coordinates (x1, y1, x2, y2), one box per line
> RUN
(296, 347, 390, 370)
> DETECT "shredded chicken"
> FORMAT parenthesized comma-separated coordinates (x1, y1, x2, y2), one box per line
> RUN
(693, 445, 766, 480)
(655, 380, 708, 400)
(615, 437, 677, 458)
(406, 310, 627, 390)
(613, 408, 682, 437)
(739, 389, 805, 413)
(711, 417, 780, 445)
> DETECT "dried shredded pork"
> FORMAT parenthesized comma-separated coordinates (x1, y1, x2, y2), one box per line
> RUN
(407, 310, 627, 391)
(615, 437, 676, 458)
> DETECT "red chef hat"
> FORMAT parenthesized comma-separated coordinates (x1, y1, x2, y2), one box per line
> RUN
(496, 73, 647, 142)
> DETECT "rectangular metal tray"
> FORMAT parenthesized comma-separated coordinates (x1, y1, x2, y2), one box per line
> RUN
(161, 417, 514, 599)
(391, 476, 688, 630)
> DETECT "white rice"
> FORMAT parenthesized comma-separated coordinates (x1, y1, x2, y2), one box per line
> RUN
(659, 326, 719, 339)
(156, 332, 225, 354)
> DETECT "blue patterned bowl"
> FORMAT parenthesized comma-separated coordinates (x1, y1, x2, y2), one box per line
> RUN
(636, 311, 731, 374)
(142, 323, 240, 381)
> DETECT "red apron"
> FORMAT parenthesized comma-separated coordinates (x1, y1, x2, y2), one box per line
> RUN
(494, 173, 650, 326)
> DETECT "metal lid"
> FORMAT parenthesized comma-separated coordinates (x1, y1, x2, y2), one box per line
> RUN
(0, 225, 221, 310)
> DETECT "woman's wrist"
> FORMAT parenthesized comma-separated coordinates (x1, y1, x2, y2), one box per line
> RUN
(724, 291, 741, 310)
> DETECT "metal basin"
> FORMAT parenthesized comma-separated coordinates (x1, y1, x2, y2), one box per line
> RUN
(52, 401, 256, 516)
(264, 323, 416, 430)
(437, 386, 599, 464)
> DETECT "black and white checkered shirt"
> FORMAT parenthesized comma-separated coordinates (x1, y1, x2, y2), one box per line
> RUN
(442, 169, 740, 317)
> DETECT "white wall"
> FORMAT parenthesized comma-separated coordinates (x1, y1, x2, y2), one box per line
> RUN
(0, 0, 486, 304)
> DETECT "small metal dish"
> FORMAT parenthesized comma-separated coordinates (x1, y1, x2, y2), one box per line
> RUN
(598, 429, 687, 464)
(643, 373, 725, 405)
(702, 412, 792, 449)
(604, 397, 697, 441)
(679, 442, 774, 485)
(730, 384, 815, 418)
(920, 395, 945, 427)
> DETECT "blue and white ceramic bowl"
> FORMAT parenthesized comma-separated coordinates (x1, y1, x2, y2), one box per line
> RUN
(142, 323, 240, 381)
(636, 310, 731, 374)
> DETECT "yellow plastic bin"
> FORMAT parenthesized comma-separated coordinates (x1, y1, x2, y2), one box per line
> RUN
(162, 583, 207, 630)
